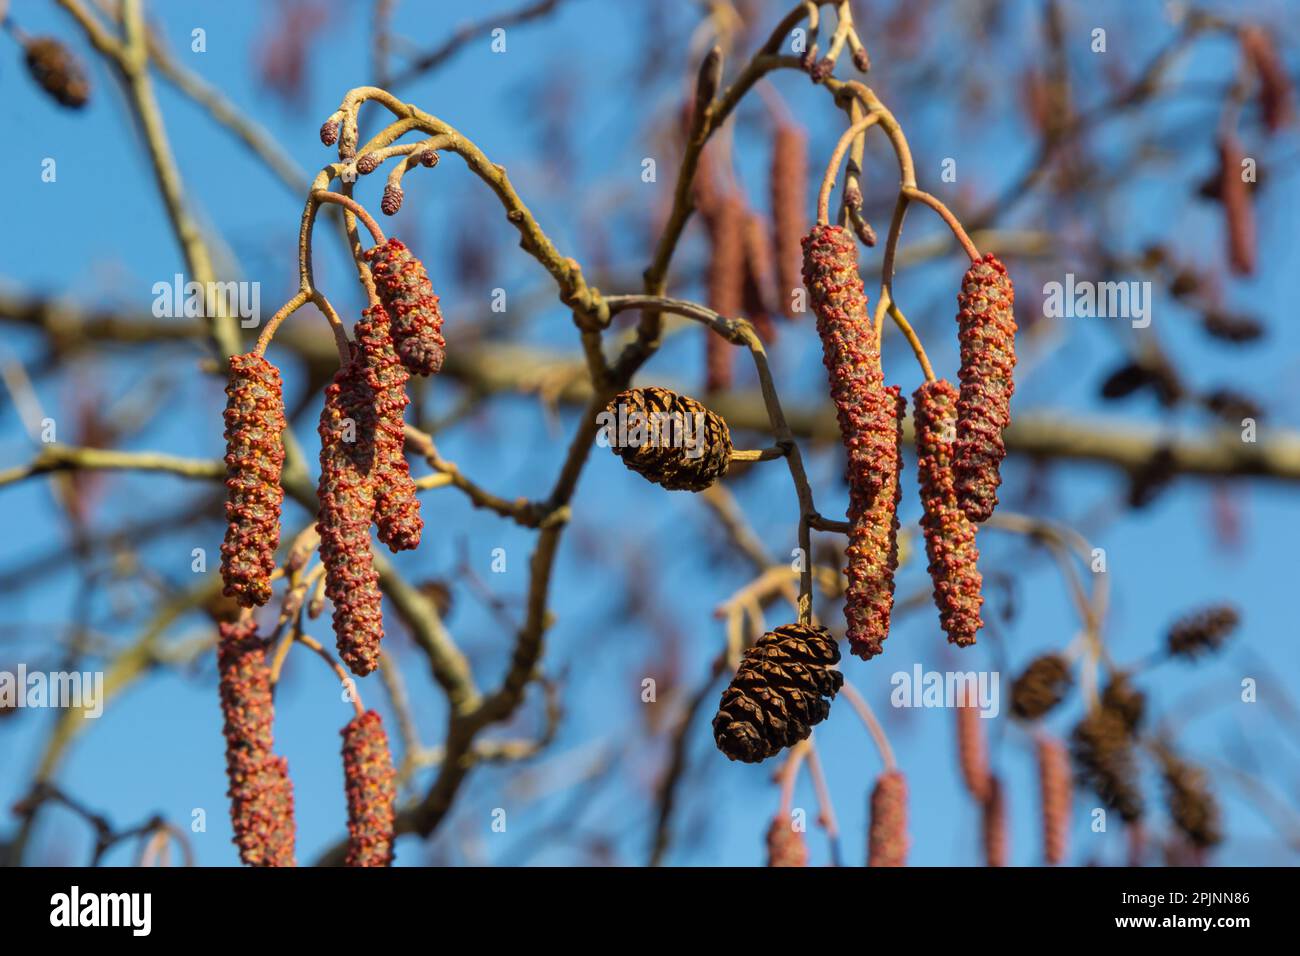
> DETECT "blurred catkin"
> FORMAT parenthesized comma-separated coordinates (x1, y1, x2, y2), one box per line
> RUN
(802, 224, 902, 659)
(217, 620, 295, 867)
(771, 123, 808, 318)
(1010, 653, 1072, 720)
(913, 379, 984, 647)
(355, 304, 422, 552)
(316, 358, 385, 677)
(341, 710, 397, 867)
(956, 689, 991, 802)
(23, 36, 90, 109)
(982, 775, 1008, 867)
(712, 623, 843, 763)
(1239, 26, 1294, 132)
(954, 254, 1016, 523)
(220, 353, 287, 608)
(867, 770, 908, 866)
(363, 238, 447, 375)
(1217, 135, 1255, 276)
(603, 387, 731, 492)
(742, 210, 778, 342)
(1037, 735, 1072, 865)
(703, 195, 746, 392)
(765, 815, 809, 867)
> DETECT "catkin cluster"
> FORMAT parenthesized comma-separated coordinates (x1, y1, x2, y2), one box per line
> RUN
(801, 223, 902, 660)
(220, 353, 287, 608)
(363, 238, 447, 376)
(954, 254, 1016, 524)
(341, 710, 398, 867)
(217, 620, 295, 867)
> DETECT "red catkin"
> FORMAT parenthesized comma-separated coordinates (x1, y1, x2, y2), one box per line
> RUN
(1038, 735, 1072, 865)
(802, 224, 903, 660)
(218, 619, 295, 866)
(355, 304, 422, 552)
(703, 195, 745, 393)
(220, 353, 286, 608)
(954, 253, 1016, 523)
(982, 775, 1008, 867)
(1240, 26, 1294, 133)
(957, 687, 991, 802)
(341, 710, 397, 867)
(316, 358, 385, 677)
(867, 770, 908, 866)
(765, 815, 809, 867)
(771, 123, 809, 319)
(913, 379, 984, 647)
(363, 237, 447, 376)
(1217, 134, 1256, 276)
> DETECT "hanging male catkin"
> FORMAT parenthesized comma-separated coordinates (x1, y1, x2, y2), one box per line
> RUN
(954, 254, 1016, 523)
(355, 304, 422, 552)
(771, 123, 808, 318)
(220, 353, 287, 608)
(316, 357, 385, 677)
(1037, 735, 1072, 865)
(362, 238, 447, 375)
(217, 619, 296, 866)
(913, 379, 984, 647)
(982, 775, 1008, 867)
(765, 815, 809, 867)
(956, 686, 991, 802)
(341, 710, 398, 866)
(867, 770, 908, 866)
(801, 224, 903, 659)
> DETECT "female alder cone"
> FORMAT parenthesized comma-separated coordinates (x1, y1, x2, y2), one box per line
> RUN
(363, 238, 447, 375)
(220, 353, 287, 608)
(317, 359, 385, 677)
(770, 123, 808, 319)
(603, 387, 732, 492)
(1037, 735, 1072, 865)
(954, 254, 1016, 524)
(867, 770, 908, 867)
(341, 710, 397, 867)
(712, 623, 843, 764)
(1010, 653, 1072, 720)
(1071, 707, 1143, 823)
(24, 37, 90, 109)
(766, 816, 809, 867)
(913, 380, 984, 647)
(1167, 604, 1239, 660)
(1155, 744, 1222, 850)
(218, 620, 295, 866)
(356, 305, 422, 552)
(801, 224, 902, 659)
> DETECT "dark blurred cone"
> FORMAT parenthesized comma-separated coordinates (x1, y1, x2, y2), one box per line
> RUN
(23, 36, 90, 109)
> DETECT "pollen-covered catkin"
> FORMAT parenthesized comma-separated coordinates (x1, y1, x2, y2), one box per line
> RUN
(867, 770, 908, 867)
(220, 353, 287, 608)
(355, 305, 422, 552)
(954, 254, 1016, 524)
(218, 619, 296, 866)
(341, 710, 397, 867)
(316, 358, 385, 677)
(363, 238, 447, 376)
(801, 224, 903, 659)
(913, 379, 984, 647)
(771, 123, 808, 319)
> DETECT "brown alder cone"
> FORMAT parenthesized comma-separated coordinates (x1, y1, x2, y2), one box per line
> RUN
(1167, 604, 1239, 660)
(341, 710, 397, 866)
(801, 224, 902, 659)
(24, 37, 90, 109)
(220, 353, 287, 608)
(1071, 706, 1143, 823)
(1101, 672, 1146, 733)
(362, 238, 447, 375)
(765, 816, 809, 867)
(954, 254, 1016, 523)
(867, 770, 908, 866)
(1010, 653, 1072, 720)
(1155, 743, 1222, 850)
(1217, 135, 1256, 276)
(1037, 735, 1072, 865)
(316, 357, 385, 677)
(956, 689, 991, 802)
(704, 195, 746, 392)
(217, 619, 295, 866)
(355, 304, 422, 552)
(771, 123, 808, 318)
(712, 623, 843, 763)
(603, 387, 732, 492)
(982, 775, 1008, 867)
(913, 379, 984, 646)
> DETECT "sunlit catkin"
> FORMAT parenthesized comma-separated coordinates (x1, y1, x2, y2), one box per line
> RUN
(363, 238, 447, 375)
(341, 710, 397, 867)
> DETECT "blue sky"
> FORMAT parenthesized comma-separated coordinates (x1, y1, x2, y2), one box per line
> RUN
(1, 0, 1297, 866)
